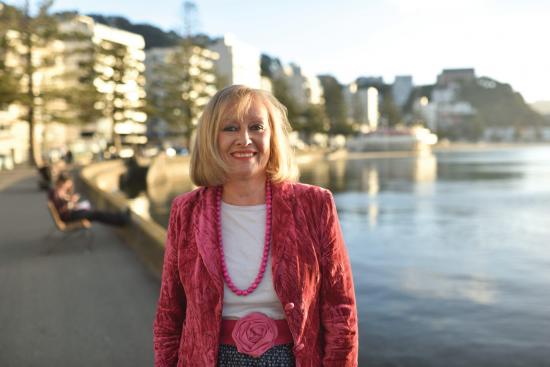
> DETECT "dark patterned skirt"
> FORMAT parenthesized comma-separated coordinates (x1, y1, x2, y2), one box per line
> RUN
(217, 343, 295, 367)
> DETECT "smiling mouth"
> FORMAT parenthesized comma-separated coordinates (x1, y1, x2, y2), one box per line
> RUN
(231, 152, 257, 158)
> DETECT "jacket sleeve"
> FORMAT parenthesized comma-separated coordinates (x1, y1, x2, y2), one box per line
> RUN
(319, 190, 358, 366)
(153, 200, 187, 367)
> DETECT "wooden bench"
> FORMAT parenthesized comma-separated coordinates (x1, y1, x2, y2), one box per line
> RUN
(47, 201, 92, 230)
(45, 200, 93, 252)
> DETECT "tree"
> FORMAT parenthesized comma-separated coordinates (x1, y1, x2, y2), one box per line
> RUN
(379, 87, 402, 127)
(271, 77, 300, 127)
(260, 54, 283, 79)
(319, 75, 351, 135)
(2, 0, 61, 166)
(0, 3, 23, 108)
(300, 104, 329, 136)
(0, 38, 19, 108)
(147, 41, 217, 145)
(47, 13, 102, 126)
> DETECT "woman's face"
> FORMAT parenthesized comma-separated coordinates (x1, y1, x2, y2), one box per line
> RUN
(56, 179, 73, 196)
(217, 97, 271, 182)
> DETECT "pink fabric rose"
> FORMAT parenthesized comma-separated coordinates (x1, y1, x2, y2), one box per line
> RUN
(232, 312, 278, 358)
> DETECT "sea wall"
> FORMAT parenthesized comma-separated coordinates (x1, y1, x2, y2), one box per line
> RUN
(79, 159, 167, 278)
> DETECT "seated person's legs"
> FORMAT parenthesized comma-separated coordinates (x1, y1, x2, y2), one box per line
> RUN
(68, 209, 129, 227)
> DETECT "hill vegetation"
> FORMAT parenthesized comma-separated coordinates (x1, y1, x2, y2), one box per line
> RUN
(460, 77, 546, 128)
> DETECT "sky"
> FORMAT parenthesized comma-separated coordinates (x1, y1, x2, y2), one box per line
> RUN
(7, 0, 550, 102)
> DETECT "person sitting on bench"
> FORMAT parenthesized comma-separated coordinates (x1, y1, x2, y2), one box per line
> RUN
(48, 172, 130, 227)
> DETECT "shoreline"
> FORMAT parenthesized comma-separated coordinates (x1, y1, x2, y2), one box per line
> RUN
(299, 141, 550, 163)
(432, 141, 550, 152)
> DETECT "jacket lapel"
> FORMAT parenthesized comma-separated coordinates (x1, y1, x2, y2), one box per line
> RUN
(195, 186, 224, 296)
(271, 182, 298, 302)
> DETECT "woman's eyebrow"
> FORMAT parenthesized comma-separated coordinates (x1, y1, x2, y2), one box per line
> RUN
(248, 115, 266, 121)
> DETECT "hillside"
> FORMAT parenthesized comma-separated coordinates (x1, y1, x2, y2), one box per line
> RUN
(87, 14, 215, 49)
(460, 77, 546, 128)
(88, 14, 182, 49)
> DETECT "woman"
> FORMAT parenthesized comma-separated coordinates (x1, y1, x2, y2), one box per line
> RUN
(154, 85, 358, 367)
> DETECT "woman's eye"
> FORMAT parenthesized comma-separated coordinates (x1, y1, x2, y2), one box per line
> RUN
(250, 123, 265, 131)
(223, 125, 238, 132)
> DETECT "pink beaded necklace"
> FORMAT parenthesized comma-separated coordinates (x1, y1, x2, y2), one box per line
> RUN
(216, 180, 272, 296)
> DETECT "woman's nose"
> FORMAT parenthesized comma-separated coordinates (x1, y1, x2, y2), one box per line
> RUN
(237, 129, 252, 145)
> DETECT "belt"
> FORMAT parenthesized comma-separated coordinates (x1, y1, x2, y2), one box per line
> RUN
(220, 312, 294, 357)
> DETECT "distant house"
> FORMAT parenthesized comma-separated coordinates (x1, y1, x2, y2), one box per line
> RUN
(436, 68, 476, 86)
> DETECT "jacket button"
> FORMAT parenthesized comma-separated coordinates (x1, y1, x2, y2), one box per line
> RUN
(294, 343, 305, 352)
(284, 302, 295, 311)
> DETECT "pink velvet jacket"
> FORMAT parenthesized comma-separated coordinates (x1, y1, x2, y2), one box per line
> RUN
(153, 181, 358, 366)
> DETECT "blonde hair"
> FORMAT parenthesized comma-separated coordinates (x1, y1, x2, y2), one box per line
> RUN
(190, 85, 299, 187)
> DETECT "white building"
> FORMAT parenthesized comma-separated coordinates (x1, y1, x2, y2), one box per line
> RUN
(412, 84, 476, 132)
(210, 34, 261, 88)
(343, 82, 379, 132)
(59, 16, 147, 140)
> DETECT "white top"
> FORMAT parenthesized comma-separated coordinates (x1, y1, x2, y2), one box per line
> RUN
(220, 202, 285, 319)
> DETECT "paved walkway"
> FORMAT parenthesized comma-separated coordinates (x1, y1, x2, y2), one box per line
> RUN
(0, 166, 35, 191)
(0, 168, 160, 367)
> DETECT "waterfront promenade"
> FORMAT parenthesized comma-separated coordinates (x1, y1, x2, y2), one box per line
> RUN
(0, 167, 159, 366)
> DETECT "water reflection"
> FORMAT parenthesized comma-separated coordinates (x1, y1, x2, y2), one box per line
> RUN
(298, 154, 437, 228)
(399, 268, 497, 305)
(299, 153, 437, 195)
